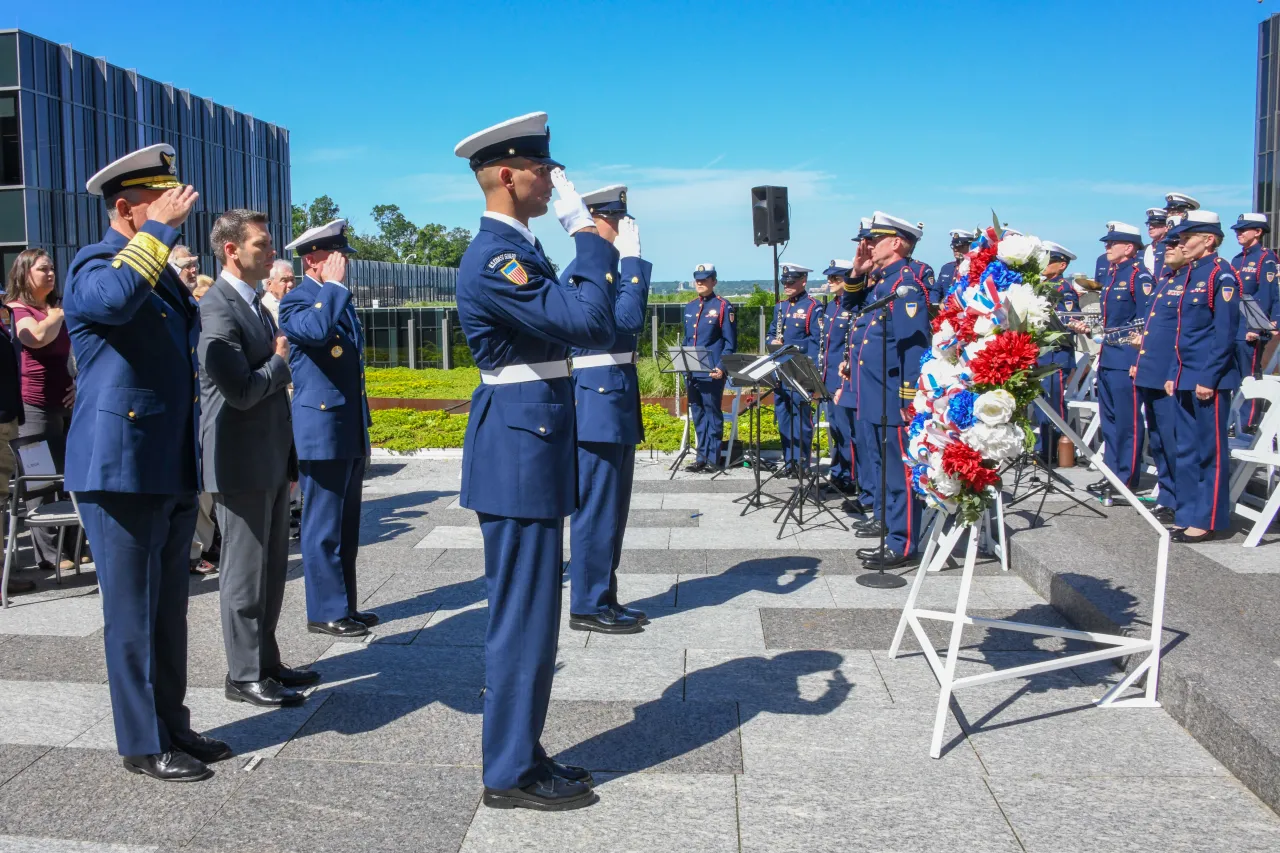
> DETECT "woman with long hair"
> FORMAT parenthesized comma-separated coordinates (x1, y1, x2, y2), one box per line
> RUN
(4, 249, 78, 574)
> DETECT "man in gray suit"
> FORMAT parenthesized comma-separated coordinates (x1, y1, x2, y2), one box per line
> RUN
(201, 209, 318, 707)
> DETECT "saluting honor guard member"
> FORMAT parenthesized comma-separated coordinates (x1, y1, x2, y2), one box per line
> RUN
(934, 229, 976, 305)
(770, 263, 821, 475)
(1131, 232, 1186, 525)
(851, 212, 931, 569)
(1229, 213, 1279, 434)
(567, 185, 651, 634)
(1166, 211, 1241, 542)
(819, 260, 858, 494)
(681, 264, 736, 472)
(1086, 222, 1152, 502)
(454, 112, 617, 811)
(1035, 242, 1079, 464)
(65, 144, 231, 781)
(278, 220, 378, 638)
(1143, 208, 1169, 277)
(836, 217, 877, 516)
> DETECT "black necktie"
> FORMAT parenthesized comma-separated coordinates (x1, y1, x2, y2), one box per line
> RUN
(251, 294, 275, 337)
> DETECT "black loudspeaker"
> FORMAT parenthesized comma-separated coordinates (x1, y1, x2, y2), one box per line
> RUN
(751, 185, 789, 246)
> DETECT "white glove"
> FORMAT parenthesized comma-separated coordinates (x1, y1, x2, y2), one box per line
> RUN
(551, 168, 594, 235)
(615, 216, 641, 259)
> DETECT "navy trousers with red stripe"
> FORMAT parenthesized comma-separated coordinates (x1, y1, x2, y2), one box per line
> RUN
(1138, 387, 1177, 509)
(1097, 367, 1143, 490)
(853, 413, 878, 508)
(1173, 389, 1232, 531)
(1236, 341, 1266, 429)
(825, 402, 855, 484)
(1035, 368, 1067, 463)
(870, 423, 920, 556)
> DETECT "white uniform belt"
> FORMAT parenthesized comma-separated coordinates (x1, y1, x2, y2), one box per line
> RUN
(480, 360, 572, 385)
(571, 352, 637, 369)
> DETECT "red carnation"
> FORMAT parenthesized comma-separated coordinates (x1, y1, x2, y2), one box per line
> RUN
(905, 403, 917, 421)
(952, 311, 979, 344)
(968, 330, 1039, 386)
(931, 305, 959, 334)
(941, 442, 1000, 491)
(967, 244, 997, 285)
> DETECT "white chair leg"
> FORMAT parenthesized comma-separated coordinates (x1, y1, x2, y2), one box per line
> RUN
(1243, 486, 1280, 548)
(1, 508, 15, 609)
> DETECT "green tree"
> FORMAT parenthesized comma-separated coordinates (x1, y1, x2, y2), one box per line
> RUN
(292, 195, 343, 238)
(744, 284, 777, 309)
(371, 204, 421, 260)
(410, 223, 472, 268)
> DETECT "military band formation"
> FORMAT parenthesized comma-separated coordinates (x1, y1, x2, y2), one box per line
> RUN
(48, 111, 1278, 812)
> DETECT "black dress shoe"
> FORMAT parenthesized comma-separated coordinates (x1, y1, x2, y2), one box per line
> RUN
(1085, 478, 1109, 496)
(483, 775, 598, 811)
(348, 610, 380, 627)
(272, 665, 321, 688)
(684, 461, 707, 473)
(1170, 528, 1226, 544)
(1151, 506, 1176, 524)
(611, 603, 648, 624)
(859, 547, 920, 570)
(122, 750, 212, 782)
(854, 519, 886, 538)
(570, 608, 642, 634)
(225, 676, 305, 707)
(544, 757, 594, 787)
(307, 617, 369, 637)
(841, 498, 869, 515)
(170, 730, 233, 763)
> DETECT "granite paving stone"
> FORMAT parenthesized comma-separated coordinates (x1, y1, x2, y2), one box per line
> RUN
(675, 569, 837, 608)
(760, 606, 1083, 652)
(737, 773, 1023, 853)
(0, 744, 51, 787)
(684, 648, 892, 706)
(0, 747, 245, 848)
(414, 602, 588, 649)
(460, 772, 738, 853)
(0, 594, 104, 637)
(312, 641, 486, 700)
(0, 835, 158, 852)
(0, 682, 112, 747)
(615, 548, 708, 574)
(542, 699, 742, 774)
(988, 776, 1280, 853)
(279, 693, 483, 767)
(584, 606, 767, 650)
(550, 647, 686, 701)
(185, 758, 478, 853)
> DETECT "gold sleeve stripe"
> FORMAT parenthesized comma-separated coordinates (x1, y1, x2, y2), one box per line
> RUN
(114, 247, 163, 283)
(129, 231, 173, 270)
(116, 245, 162, 275)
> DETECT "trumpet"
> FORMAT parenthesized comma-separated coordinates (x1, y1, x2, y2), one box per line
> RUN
(1095, 319, 1145, 346)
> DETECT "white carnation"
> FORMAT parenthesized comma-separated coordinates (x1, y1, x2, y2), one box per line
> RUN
(921, 357, 962, 393)
(1003, 283, 1051, 331)
(962, 422, 1024, 461)
(913, 391, 929, 413)
(963, 337, 990, 363)
(974, 316, 997, 337)
(997, 234, 1046, 269)
(974, 389, 1017, 426)
(957, 258, 970, 278)
(930, 468, 962, 498)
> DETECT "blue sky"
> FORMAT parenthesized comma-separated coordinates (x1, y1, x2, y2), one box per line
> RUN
(8, 0, 1274, 279)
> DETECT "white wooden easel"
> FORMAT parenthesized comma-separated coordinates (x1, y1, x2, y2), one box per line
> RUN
(889, 399, 1171, 758)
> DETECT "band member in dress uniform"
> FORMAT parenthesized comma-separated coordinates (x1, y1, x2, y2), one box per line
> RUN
(1143, 209, 1169, 277)
(1034, 242, 1079, 463)
(64, 144, 231, 781)
(1131, 233, 1186, 524)
(1094, 221, 1120, 283)
(278, 220, 378, 638)
(770, 263, 821, 475)
(1165, 211, 1241, 542)
(819, 260, 857, 493)
(567, 185, 650, 634)
(1085, 222, 1152, 502)
(1165, 192, 1200, 219)
(1229, 213, 1279, 433)
(681, 264, 736, 472)
(453, 112, 616, 810)
(835, 218, 876, 515)
(933, 229, 976, 305)
(850, 212, 930, 569)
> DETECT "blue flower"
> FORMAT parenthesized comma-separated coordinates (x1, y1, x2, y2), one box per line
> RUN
(983, 259, 1024, 293)
(920, 350, 936, 369)
(911, 465, 929, 497)
(908, 411, 929, 440)
(947, 390, 978, 430)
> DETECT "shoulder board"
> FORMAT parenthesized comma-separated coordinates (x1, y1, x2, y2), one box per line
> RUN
(485, 251, 520, 271)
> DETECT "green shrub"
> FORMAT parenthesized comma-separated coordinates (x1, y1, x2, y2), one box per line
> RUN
(370, 408, 469, 450)
(365, 367, 480, 398)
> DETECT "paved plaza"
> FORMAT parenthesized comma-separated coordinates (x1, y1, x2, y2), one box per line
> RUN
(0, 455, 1278, 852)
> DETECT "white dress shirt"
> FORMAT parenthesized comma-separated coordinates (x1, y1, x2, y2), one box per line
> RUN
(482, 211, 536, 247)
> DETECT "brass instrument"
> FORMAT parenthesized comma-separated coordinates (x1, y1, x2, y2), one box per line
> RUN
(1096, 319, 1145, 346)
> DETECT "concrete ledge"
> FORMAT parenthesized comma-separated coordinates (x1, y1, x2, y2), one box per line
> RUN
(1004, 511, 1280, 815)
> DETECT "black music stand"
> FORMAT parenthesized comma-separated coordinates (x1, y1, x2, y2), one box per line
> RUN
(770, 353, 848, 538)
(727, 350, 791, 513)
(660, 346, 715, 478)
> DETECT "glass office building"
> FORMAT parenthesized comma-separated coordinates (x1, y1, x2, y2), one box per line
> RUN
(0, 29, 290, 278)
(1257, 15, 1280, 249)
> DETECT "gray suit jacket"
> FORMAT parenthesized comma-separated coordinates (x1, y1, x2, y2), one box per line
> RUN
(198, 275, 295, 494)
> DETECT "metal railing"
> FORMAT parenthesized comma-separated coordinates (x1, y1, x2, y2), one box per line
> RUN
(346, 260, 458, 307)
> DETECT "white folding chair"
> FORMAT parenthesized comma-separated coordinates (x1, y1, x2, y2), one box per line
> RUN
(2, 437, 85, 608)
(1227, 376, 1280, 548)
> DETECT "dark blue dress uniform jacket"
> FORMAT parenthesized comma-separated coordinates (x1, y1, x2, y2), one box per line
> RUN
(1098, 259, 1153, 372)
(457, 218, 619, 519)
(1230, 244, 1280, 335)
(278, 275, 372, 460)
(932, 260, 957, 305)
(682, 294, 736, 376)
(1133, 267, 1184, 390)
(63, 221, 200, 493)
(855, 260, 931, 425)
(909, 260, 936, 305)
(1039, 276, 1078, 371)
(820, 292, 857, 394)
(1173, 254, 1241, 391)
(770, 292, 821, 359)
(569, 255, 651, 445)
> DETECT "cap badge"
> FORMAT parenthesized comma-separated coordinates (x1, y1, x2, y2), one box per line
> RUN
(161, 151, 176, 174)
(331, 345, 344, 358)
